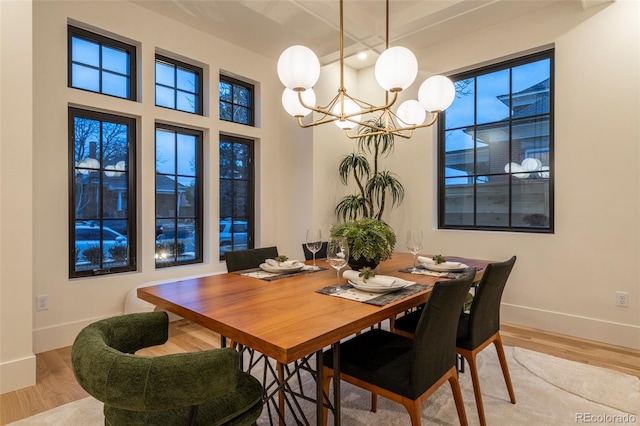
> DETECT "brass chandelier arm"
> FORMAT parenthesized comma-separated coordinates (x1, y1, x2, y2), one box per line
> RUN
(342, 112, 440, 139)
(296, 90, 399, 126)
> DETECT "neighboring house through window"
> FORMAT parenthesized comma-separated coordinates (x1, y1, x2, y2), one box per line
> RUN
(155, 54, 203, 114)
(219, 135, 254, 259)
(69, 108, 136, 277)
(68, 25, 136, 100)
(155, 125, 203, 267)
(219, 74, 254, 126)
(438, 49, 554, 232)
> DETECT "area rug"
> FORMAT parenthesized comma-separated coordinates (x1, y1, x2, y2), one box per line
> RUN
(9, 346, 639, 425)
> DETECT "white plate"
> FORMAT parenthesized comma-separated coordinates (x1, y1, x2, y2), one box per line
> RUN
(259, 263, 305, 273)
(348, 280, 410, 294)
(423, 262, 468, 272)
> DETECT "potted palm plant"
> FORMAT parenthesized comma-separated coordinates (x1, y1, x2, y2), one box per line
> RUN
(331, 121, 403, 269)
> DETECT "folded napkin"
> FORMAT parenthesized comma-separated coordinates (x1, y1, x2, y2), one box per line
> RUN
(265, 259, 302, 268)
(417, 256, 466, 269)
(343, 270, 400, 287)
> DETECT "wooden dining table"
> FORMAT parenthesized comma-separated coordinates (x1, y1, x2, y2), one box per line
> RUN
(138, 252, 490, 425)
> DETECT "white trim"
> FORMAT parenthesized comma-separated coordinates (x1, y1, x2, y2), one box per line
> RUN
(0, 355, 36, 394)
(502, 303, 640, 350)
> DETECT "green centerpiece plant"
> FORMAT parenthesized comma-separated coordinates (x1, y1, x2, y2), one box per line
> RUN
(330, 218, 396, 270)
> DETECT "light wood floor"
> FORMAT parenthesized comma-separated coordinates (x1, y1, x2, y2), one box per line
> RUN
(1, 320, 638, 425)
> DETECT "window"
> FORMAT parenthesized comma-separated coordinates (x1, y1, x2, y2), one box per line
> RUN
(219, 75, 254, 125)
(68, 25, 136, 100)
(438, 49, 554, 232)
(155, 55, 203, 114)
(219, 135, 254, 259)
(155, 125, 203, 267)
(69, 108, 136, 277)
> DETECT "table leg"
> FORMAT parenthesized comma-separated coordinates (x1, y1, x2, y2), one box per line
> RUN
(277, 361, 285, 426)
(332, 342, 341, 426)
(316, 350, 323, 425)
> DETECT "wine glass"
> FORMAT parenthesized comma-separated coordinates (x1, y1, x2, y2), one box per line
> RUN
(305, 229, 322, 270)
(406, 230, 423, 272)
(326, 237, 349, 293)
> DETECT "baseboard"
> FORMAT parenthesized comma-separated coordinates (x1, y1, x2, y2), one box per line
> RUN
(33, 310, 185, 354)
(33, 315, 111, 354)
(0, 354, 36, 394)
(502, 303, 640, 350)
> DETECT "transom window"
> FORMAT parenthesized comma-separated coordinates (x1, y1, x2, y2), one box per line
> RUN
(68, 25, 136, 100)
(69, 108, 137, 278)
(219, 75, 254, 126)
(155, 125, 203, 267)
(219, 135, 254, 260)
(155, 55, 203, 115)
(438, 49, 554, 232)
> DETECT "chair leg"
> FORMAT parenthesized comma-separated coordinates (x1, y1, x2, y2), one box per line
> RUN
(371, 392, 377, 412)
(400, 398, 423, 426)
(459, 349, 486, 426)
(389, 315, 397, 333)
(447, 368, 469, 426)
(493, 333, 516, 404)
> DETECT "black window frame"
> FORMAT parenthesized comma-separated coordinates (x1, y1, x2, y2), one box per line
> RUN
(67, 25, 137, 101)
(154, 124, 204, 268)
(69, 107, 137, 278)
(437, 49, 554, 233)
(155, 54, 204, 115)
(219, 134, 255, 260)
(219, 74, 255, 126)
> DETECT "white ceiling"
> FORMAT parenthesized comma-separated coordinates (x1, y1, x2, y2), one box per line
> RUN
(133, 0, 609, 70)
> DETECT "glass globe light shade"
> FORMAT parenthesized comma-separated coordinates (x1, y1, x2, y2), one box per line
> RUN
(332, 98, 361, 130)
(115, 160, 126, 171)
(277, 45, 320, 90)
(538, 165, 550, 179)
(418, 75, 455, 112)
(375, 46, 418, 92)
(504, 162, 519, 173)
(282, 88, 316, 117)
(104, 164, 118, 177)
(396, 100, 426, 126)
(521, 157, 542, 172)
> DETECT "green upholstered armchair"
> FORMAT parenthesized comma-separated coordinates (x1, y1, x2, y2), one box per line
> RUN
(71, 312, 263, 426)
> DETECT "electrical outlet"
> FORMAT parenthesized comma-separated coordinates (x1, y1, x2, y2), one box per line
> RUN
(615, 291, 628, 307)
(36, 294, 49, 311)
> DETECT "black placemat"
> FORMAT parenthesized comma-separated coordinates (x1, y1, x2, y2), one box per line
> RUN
(235, 266, 327, 281)
(316, 283, 432, 306)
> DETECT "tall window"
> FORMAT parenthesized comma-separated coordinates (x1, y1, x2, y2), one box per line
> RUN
(155, 55, 203, 115)
(219, 135, 254, 259)
(69, 108, 136, 278)
(155, 125, 203, 267)
(438, 49, 554, 232)
(219, 75, 254, 125)
(68, 25, 136, 100)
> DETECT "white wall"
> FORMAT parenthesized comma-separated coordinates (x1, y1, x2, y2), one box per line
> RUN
(0, 0, 36, 394)
(313, 0, 640, 349)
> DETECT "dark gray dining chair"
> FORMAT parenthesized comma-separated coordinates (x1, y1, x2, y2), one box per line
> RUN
(321, 271, 475, 425)
(392, 256, 517, 426)
(224, 246, 278, 272)
(455, 256, 517, 426)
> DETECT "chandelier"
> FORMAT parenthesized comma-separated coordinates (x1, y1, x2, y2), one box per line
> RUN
(276, 0, 456, 139)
